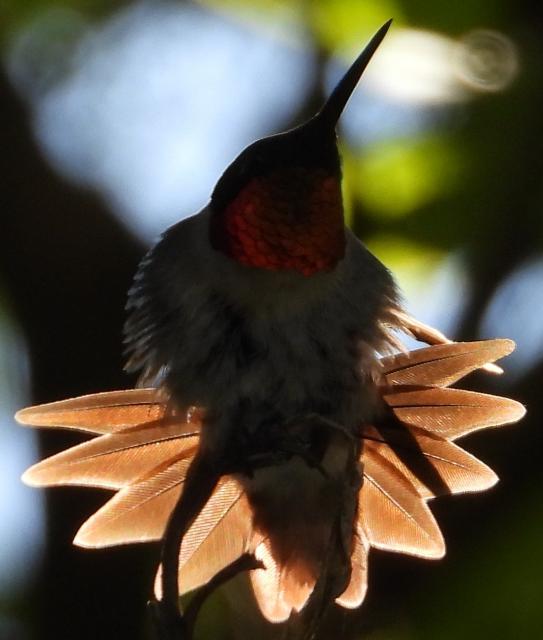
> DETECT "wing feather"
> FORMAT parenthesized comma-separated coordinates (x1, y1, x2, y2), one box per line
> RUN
(74, 459, 191, 548)
(15, 389, 169, 434)
(177, 485, 257, 595)
(380, 340, 514, 387)
(74, 458, 190, 547)
(15, 338, 524, 621)
(250, 540, 314, 623)
(22, 421, 198, 489)
(363, 425, 497, 500)
(335, 527, 369, 608)
(383, 386, 525, 440)
(390, 309, 504, 375)
(360, 449, 445, 558)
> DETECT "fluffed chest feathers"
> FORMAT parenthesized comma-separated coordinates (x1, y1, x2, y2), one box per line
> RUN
(163, 281, 385, 436)
(125, 212, 399, 434)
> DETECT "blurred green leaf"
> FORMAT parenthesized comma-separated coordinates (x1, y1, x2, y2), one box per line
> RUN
(399, 0, 511, 33)
(1, 0, 127, 45)
(197, 0, 304, 37)
(308, 0, 404, 51)
(365, 234, 444, 295)
(378, 488, 543, 639)
(349, 136, 464, 219)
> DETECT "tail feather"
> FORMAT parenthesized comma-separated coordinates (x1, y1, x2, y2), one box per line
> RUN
(363, 425, 497, 499)
(383, 386, 525, 440)
(361, 448, 445, 558)
(16, 389, 168, 434)
(381, 339, 514, 387)
(154, 481, 256, 597)
(334, 527, 368, 608)
(16, 338, 525, 623)
(74, 458, 189, 547)
(75, 460, 245, 552)
(251, 540, 314, 623)
(22, 420, 198, 489)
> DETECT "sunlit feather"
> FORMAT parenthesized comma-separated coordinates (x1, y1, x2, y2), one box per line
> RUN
(251, 540, 314, 623)
(22, 421, 198, 489)
(335, 527, 369, 608)
(361, 447, 445, 558)
(383, 386, 525, 440)
(17, 339, 525, 621)
(381, 339, 514, 387)
(363, 424, 497, 499)
(16, 389, 168, 434)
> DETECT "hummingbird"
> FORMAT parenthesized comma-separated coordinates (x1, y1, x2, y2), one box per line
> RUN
(17, 20, 524, 638)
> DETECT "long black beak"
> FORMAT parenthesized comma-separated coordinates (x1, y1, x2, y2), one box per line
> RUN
(316, 19, 392, 128)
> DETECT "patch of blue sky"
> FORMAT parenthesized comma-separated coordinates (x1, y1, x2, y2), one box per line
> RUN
(479, 255, 543, 379)
(0, 313, 44, 594)
(19, 1, 313, 241)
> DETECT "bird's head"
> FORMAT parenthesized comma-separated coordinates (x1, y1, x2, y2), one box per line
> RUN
(209, 20, 391, 276)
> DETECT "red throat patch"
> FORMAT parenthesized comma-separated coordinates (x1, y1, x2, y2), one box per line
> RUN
(210, 168, 345, 276)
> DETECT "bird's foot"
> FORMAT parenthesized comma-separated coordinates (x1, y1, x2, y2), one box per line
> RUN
(229, 413, 354, 478)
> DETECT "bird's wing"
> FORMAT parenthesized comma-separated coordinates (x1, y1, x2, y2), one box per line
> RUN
(250, 539, 315, 623)
(381, 338, 514, 386)
(16, 388, 168, 434)
(123, 211, 207, 385)
(16, 338, 524, 620)
(389, 308, 505, 375)
(18, 389, 199, 490)
(334, 526, 369, 608)
(356, 338, 524, 563)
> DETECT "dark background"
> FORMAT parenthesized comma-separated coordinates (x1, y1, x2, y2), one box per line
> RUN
(1, 1, 541, 639)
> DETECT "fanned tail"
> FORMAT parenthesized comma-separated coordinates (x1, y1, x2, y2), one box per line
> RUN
(16, 339, 525, 622)
(334, 339, 524, 603)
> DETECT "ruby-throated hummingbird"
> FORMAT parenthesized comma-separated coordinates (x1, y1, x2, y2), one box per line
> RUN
(17, 20, 524, 638)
